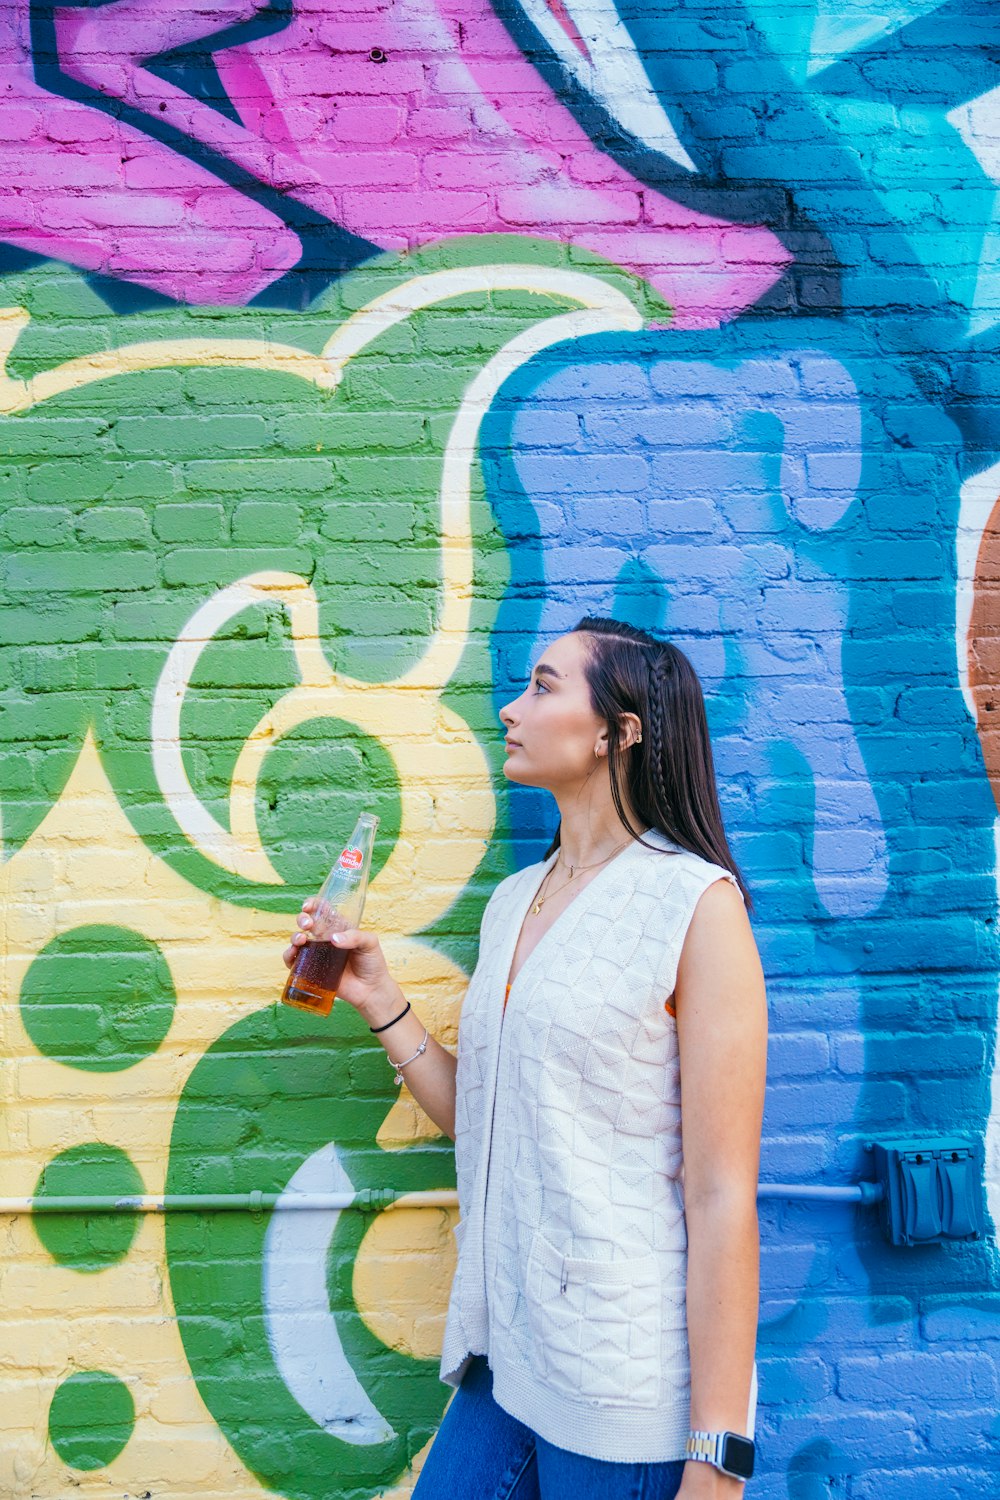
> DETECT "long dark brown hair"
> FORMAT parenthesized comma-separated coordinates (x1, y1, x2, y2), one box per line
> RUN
(543, 616, 752, 912)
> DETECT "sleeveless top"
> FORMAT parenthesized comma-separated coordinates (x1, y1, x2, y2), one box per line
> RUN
(506, 982, 673, 1017)
(439, 828, 758, 1463)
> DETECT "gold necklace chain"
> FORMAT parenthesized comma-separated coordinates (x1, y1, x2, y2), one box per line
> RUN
(529, 837, 631, 917)
(558, 839, 631, 878)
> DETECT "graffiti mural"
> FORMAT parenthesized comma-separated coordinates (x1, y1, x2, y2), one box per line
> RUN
(0, 242, 656, 1496)
(3, 0, 785, 316)
(2, 1, 1000, 1496)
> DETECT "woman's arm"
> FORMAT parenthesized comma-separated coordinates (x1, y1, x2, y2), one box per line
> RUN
(674, 878, 768, 1498)
(283, 902, 459, 1140)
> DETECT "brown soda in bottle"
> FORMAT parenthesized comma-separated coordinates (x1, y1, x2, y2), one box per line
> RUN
(281, 812, 379, 1016)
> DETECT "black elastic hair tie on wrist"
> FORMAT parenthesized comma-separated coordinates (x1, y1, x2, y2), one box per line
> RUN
(370, 1000, 411, 1034)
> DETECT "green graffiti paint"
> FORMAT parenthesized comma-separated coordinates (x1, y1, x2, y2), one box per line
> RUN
(227, 715, 399, 898)
(0, 236, 653, 1495)
(0, 237, 652, 916)
(166, 1000, 456, 1500)
(33, 1144, 144, 1271)
(48, 1369, 136, 1470)
(19, 924, 176, 1071)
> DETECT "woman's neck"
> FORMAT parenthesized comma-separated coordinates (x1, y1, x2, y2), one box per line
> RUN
(552, 793, 641, 871)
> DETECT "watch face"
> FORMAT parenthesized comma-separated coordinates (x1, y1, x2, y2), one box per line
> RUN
(721, 1433, 755, 1480)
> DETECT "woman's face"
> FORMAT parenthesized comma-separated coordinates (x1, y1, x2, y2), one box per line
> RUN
(498, 632, 607, 789)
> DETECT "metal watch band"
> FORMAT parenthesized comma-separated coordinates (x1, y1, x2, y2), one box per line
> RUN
(686, 1430, 726, 1468)
(685, 1429, 753, 1481)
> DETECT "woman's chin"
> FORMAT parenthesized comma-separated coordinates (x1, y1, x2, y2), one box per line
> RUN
(503, 762, 550, 793)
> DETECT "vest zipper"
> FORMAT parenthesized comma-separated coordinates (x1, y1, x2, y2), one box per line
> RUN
(560, 1258, 568, 1294)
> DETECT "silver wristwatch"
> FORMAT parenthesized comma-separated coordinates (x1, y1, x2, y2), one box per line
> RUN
(685, 1429, 755, 1481)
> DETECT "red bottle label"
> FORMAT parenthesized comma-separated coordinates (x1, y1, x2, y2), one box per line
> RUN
(339, 846, 363, 870)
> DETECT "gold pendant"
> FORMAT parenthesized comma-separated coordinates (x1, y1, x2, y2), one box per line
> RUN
(531, 900, 542, 915)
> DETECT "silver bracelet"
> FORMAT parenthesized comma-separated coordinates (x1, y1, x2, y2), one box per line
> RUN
(388, 1027, 429, 1086)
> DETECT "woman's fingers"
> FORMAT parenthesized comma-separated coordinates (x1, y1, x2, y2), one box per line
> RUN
(297, 896, 323, 932)
(283, 931, 309, 968)
(329, 928, 375, 950)
(283, 923, 381, 976)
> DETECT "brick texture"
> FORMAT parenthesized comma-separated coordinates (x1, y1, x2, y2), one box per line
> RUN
(2, 2, 1000, 1497)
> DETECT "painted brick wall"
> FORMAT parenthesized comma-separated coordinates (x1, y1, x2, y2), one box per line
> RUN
(2, 2, 1000, 1497)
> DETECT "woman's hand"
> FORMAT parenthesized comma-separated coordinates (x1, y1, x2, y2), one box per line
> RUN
(283, 898, 404, 1026)
(284, 898, 459, 1139)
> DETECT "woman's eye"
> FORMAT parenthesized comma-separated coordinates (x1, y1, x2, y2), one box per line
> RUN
(532, 679, 548, 693)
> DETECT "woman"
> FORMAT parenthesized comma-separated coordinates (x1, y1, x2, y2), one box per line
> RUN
(283, 617, 768, 1499)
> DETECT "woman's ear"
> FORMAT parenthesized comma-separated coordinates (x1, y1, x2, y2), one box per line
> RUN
(617, 712, 643, 751)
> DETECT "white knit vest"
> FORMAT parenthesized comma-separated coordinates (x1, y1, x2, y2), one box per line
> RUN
(439, 828, 758, 1463)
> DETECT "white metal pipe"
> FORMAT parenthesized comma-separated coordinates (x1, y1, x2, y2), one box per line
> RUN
(0, 1183, 882, 1215)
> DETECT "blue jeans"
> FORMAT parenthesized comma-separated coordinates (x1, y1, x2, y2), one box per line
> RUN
(413, 1356, 687, 1500)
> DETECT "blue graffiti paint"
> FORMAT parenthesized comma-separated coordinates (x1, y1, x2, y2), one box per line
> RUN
(484, 312, 1000, 1481)
(480, 6, 1000, 1484)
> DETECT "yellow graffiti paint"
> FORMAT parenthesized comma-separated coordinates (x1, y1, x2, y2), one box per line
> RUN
(0, 259, 646, 1496)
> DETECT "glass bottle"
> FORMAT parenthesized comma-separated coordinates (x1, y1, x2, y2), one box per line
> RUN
(280, 812, 379, 1016)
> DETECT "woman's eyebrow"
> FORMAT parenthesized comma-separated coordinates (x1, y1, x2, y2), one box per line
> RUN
(531, 663, 564, 681)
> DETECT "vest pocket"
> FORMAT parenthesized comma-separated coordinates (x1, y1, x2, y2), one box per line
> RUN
(523, 1230, 662, 1408)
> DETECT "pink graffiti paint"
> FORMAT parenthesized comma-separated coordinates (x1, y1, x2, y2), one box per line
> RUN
(3, 0, 791, 319)
(538, 0, 591, 61)
(0, 1, 299, 303)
